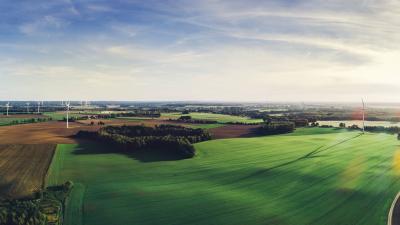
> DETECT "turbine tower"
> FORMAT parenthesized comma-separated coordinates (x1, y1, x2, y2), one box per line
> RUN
(5, 102, 10, 116)
(37, 101, 41, 114)
(362, 99, 365, 133)
(66, 101, 71, 128)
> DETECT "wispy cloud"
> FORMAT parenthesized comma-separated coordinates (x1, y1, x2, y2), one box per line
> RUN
(19, 15, 68, 35)
(1, 0, 400, 101)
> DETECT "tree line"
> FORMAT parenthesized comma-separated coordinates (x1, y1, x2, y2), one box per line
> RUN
(76, 125, 211, 158)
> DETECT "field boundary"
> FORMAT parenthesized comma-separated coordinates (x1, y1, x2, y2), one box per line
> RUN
(388, 192, 400, 225)
(43, 144, 57, 189)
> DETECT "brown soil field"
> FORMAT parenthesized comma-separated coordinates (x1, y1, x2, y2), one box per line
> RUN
(0, 120, 259, 144)
(0, 144, 55, 199)
(0, 120, 183, 144)
(209, 124, 261, 139)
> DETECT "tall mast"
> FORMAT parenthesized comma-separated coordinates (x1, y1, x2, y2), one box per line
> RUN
(362, 99, 365, 133)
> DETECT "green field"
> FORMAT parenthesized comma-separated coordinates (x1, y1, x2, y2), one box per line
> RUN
(0, 117, 25, 126)
(0, 117, 44, 126)
(43, 112, 83, 120)
(161, 112, 263, 124)
(47, 128, 400, 225)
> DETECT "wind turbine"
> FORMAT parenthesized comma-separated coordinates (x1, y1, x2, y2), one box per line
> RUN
(37, 101, 41, 113)
(26, 102, 30, 114)
(66, 101, 71, 128)
(362, 99, 366, 134)
(5, 102, 10, 116)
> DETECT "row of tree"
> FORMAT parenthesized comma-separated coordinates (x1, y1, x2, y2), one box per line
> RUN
(76, 125, 211, 158)
(256, 122, 295, 135)
(5, 117, 53, 126)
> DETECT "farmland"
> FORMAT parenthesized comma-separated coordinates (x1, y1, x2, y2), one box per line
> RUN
(161, 112, 263, 124)
(46, 128, 400, 225)
(0, 144, 55, 199)
(0, 114, 49, 126)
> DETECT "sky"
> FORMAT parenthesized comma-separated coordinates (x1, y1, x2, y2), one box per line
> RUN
(0, 0, 400, 102)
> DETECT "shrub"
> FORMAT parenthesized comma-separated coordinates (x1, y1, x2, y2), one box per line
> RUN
(257, 122, 295, 135)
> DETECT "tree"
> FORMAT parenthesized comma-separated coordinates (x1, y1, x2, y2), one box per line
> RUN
(339, 122, 346, 128)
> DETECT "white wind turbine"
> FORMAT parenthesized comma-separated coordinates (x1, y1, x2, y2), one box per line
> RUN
(5, 102, 10, 116)
(37, 101, 41, 113)
(66, 101, 71, 128)
(362, 99, 366, 133)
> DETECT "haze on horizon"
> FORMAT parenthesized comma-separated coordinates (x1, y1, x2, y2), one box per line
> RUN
(0, 0, 399, 102)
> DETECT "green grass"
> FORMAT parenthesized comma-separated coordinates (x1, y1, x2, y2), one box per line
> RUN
(43, 112, 83, 120)
(0, 117, 45, 126)
(0, 117, 27, 126)
(47, 128, 400, 225)
(161, 112, 263, 124)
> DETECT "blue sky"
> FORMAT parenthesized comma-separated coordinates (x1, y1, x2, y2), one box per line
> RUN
(0, 0, 399, 102)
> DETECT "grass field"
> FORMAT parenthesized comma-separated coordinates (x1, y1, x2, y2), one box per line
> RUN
(43, 111, 82, 120)
(161, 112, 263, 124)
(0, 117, 43, 126)
(0, 144, 55, 199)
(0, 117, 26, 126)
(46, 128, 400, 225)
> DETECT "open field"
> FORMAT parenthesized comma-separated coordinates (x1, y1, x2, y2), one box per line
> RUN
(0, 119, 249, 144)
(46, 128, 400, 225)
(161, 112, 263, 124)
(0, 144, 55, 199)
(318, 120, 400, 128)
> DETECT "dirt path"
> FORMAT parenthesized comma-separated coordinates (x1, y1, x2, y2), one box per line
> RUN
(388, 192, 400, 225)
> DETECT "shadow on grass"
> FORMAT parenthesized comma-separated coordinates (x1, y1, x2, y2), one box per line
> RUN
(238, 133, 363, 181)
(71, 140, 187, 163)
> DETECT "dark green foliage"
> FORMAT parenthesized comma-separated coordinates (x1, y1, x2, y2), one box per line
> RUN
(178, 115, 192, 120)
(76, 125, 211, 158)
(364, 126, 400, 134)
(291, 119, 309, 127)
(171, 118, 218, 124)
(339, 122, 346, 128)
(348, 124, 360, 130)
(0, 182, 72, 225)
(257, 122, 295, 135)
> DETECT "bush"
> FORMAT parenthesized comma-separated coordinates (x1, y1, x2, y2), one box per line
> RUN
(257, 122, 295, 135)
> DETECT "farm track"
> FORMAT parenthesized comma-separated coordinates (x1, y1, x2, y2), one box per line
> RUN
(389, 192, 400, 225)
(0, 144, 55, 199)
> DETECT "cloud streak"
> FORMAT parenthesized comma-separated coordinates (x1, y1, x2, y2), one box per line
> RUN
(0, 0, 400, 101)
